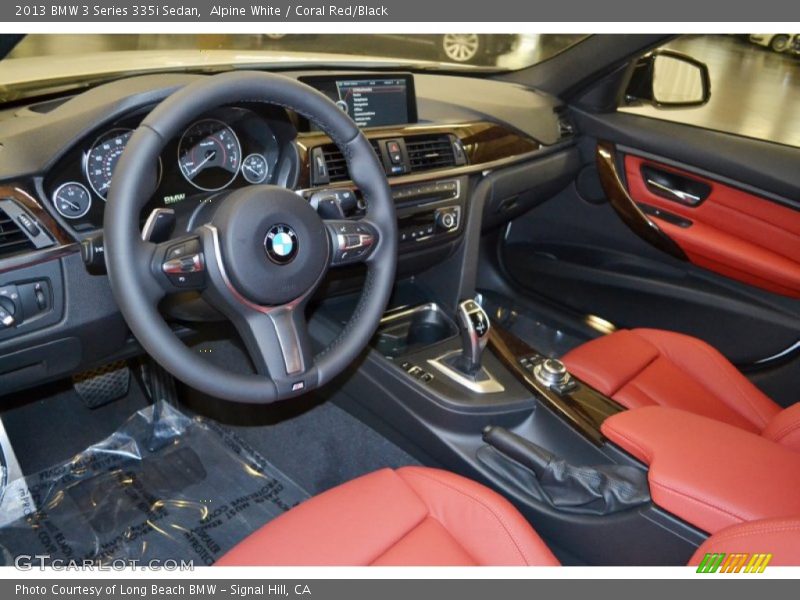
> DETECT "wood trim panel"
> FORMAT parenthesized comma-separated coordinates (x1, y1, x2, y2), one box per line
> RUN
(295, 121, 541, 189)
(595, 141, 687, 261)
(0, 184, 74, 246)
(489, 322, 624, 446)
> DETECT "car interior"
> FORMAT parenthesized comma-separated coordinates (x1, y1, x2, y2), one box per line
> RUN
(0, 33, 797, 566)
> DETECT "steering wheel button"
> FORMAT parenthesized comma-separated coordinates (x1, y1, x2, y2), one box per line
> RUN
(167, 244, 187, 259)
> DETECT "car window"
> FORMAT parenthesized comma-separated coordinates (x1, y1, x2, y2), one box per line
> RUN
(619, 34, 800, 148)
(0, 34, 588, 105)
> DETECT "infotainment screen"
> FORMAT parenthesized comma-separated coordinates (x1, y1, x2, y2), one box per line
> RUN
(298, 74, 417, 129)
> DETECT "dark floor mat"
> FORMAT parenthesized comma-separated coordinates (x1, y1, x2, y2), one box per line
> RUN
(180, 335, 422, 496)
(228, 401, 421, 495)
(184, 393, 421, 496)
(0, 402, 308, 565)
(2, 379, 149, 475)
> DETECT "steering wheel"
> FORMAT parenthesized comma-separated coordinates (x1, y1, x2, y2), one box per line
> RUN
(104, 72, 397, 404)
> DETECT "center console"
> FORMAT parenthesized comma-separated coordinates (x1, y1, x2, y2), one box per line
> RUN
(295, 75, 708, 564)
(307, 153, 708, 565)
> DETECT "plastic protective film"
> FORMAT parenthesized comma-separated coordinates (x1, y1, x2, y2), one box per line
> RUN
(0, 402, 309, 566)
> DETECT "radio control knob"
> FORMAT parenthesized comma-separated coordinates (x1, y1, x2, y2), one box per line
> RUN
(435, 208, 458, 230)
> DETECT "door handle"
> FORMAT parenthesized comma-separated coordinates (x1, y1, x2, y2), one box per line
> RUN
(645, 178, 702, 205)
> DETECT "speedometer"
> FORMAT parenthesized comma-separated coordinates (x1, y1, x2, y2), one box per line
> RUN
(84, 128, 134, 199)
(177, 119, 242, 191)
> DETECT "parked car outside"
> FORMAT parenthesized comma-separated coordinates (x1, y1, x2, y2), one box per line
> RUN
(749, 33, 796, 52)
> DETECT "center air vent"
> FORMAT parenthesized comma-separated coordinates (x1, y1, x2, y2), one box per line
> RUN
(0, 207, 36, 258)
(309, 134, 464, 185)
(405, 135, 458, 172)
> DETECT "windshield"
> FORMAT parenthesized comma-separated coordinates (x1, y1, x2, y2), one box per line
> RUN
(0, 34, 588, 103)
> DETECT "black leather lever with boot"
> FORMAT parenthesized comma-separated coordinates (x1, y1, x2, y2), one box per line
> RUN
(480, 426, 650, 516)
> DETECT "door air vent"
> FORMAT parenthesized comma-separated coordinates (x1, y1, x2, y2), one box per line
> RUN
(405, 134, 457, 172)
(554, 107, 575, 140)
(0, 207, 36, 258)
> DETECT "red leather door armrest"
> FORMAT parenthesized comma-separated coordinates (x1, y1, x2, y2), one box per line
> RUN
(601, 407, 800, 534)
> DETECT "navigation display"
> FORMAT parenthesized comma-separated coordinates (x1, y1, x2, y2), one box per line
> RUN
(299, 74, 417, 129)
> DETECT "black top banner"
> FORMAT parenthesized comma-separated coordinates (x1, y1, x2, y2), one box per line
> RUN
(3, 0, 798, 22)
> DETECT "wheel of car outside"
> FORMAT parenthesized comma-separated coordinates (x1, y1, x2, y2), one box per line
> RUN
(104, 71, 397, 405)
(440, 34, 482, 64)
(770, 35, 790, 52)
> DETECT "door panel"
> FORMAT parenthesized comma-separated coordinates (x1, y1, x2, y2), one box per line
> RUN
(624, 153, 800, 298)
(577, 111, 800, 200)
(497, 111, 800, 398)
(501, 188, 800, 366)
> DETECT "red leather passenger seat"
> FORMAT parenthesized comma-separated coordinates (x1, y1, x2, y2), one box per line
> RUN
(563, 328, 799, 450)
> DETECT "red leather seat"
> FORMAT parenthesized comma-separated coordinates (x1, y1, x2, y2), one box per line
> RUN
(689, 518, 800, 567)
(216, 466, 559, 566)
(216, 465, 800, 566)
(563, 328, 799, 450)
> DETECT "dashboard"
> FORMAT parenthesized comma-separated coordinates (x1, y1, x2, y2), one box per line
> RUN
(0, 68, 574, 396)
(43, 103, 299, 232)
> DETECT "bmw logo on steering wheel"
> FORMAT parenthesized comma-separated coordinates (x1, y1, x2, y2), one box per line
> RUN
(264, 224, 299, 264)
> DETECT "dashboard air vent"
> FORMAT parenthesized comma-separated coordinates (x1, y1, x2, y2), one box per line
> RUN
(318, 140, 382, 183)
(321, 145, 349, 183)
(311, 135, 460, 184)
(405, 135, 457, 172)
(0, 207, 35, 258)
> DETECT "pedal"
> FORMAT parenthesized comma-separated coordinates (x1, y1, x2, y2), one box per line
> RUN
(72, 361, 131, 409)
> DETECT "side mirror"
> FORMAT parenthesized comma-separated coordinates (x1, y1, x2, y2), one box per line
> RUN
(625, 50, 711, 108)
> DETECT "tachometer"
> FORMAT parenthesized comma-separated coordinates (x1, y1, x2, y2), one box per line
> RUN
(85, 128, 134, 199)
(178, 119, 242, 191)
(52, 182, 92, 219)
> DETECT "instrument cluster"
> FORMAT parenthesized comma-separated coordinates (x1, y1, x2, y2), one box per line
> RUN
(44, 104, 299, 233)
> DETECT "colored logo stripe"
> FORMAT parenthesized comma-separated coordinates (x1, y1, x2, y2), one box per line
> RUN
(745, 554, 772, 573)
(696, 553, 725, 573)
(696, 553, 772, 573)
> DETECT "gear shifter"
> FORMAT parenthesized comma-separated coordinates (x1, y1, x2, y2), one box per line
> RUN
(428, 298, 503, 393)
(454, 299, 490, 375)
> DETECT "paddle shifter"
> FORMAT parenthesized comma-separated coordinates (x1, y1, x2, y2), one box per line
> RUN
(454, 299, 491, 375)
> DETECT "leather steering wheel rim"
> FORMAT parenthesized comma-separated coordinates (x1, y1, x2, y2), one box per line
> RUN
(104, 71, 397, 404)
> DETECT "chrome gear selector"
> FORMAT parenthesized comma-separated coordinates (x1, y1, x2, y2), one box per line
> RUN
(455, 299, 490, 375)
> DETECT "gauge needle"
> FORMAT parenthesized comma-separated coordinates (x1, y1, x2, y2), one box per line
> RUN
(246, 164, 260, 174)
(61, 198, 81, 210)
(188, 151, 216, 177)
